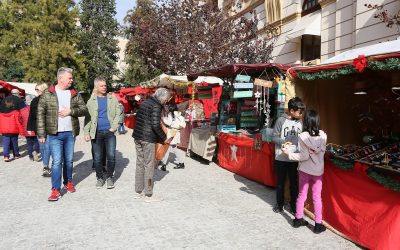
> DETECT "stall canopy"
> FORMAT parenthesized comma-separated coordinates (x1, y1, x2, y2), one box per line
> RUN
(140, 74, 223, 89)
(188, 63, 294, 79)
(7, 82, 36, 96)
(118, 87, 153, 96)
(286, 10, 321, 42)
(322, 39, 400, 64)
(288, 40, 400, 80)
(0, 80, 26, 97)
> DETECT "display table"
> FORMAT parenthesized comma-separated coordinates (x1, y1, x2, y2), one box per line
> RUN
(188, 127, 217, 161)
(124, 115, 136, 129)
(319, 159, 400, 250)
(217, 132, 276, 187)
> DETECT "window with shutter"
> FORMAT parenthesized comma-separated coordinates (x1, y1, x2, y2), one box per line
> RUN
(265, 0, 282, 24)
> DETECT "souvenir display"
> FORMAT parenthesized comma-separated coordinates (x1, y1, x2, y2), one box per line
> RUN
(329, 141, 400, 171)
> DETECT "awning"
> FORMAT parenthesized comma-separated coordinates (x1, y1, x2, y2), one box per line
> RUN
(188, 63, 294, 79)
(286, 10, 321, 42)
(322, 39, 400, 64)
(0, 80, 26, 97)
(140, 74, 224, 89)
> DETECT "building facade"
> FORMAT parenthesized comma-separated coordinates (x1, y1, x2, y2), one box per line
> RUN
(221, 0, 400, 64)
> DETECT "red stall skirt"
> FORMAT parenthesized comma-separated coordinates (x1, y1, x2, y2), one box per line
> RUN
(321, 160, 400, 250)
(217, 133, 276, 187)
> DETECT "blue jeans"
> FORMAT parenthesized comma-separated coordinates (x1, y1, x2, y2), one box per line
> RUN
(26, 136, 39, 158)
(48, 132, 75, 190)
(2, 135, 19, 158)
(118, 123, 126, 134)
(39, 135, 51, 167)
(91, 130, 116, 179)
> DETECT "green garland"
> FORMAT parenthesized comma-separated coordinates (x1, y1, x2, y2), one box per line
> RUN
(329, 157, 354, 170)
(329, 156, 400, 192)
(366, 168, 400, 192)
(295, 58, 400, 81)
(297, 65, 357, 81)
(368, 58, 400, 71)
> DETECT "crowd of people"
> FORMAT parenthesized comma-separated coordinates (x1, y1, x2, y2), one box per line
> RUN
(0, 67, 186, 203)
(0, 67, 328, 233)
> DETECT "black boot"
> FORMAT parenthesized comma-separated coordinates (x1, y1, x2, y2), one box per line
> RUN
(160, 164, 166, 171)
(174, 163, 185, 169)
(314, 223, 326, 234)
(293, 218, 309, 228)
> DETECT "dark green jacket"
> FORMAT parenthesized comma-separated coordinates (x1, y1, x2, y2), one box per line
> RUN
(37, 85, 88, 138)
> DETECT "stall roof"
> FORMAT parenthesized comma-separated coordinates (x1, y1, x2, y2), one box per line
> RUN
(322, 39, 400, 65)
(118, 87, 152, 96)
(188, 63, 294, 79)
(140, 74, 223, 89)
(7, 82, 36, 96)
(0, 80, 26, 96)
(288, 40, 400, 80)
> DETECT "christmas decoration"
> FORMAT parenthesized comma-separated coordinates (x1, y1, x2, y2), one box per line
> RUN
(292, 57, 400, 81)
(352, 55, 368, 72)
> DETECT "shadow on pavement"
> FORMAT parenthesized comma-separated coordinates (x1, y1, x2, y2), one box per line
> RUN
(72, 159, 93, 187)
(73, 151, 84, 162)
(234, 174, 301, 227)
(154, 168, 169, 183)
(113, 150, 129, 184)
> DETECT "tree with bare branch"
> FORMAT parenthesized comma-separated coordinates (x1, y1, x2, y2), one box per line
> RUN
(125, 0, 277, 78)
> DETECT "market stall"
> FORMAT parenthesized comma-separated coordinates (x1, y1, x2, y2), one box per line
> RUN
(288, 40, 400, 250)
(189, 63, 295, 187)
(140, 74, 223, 161)
(0, 80, 26, 101)
(114, 87, 153, 129)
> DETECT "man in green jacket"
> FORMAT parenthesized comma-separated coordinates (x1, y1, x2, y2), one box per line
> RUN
(37, 67, 88, 201)
(84, 77, 121, 189)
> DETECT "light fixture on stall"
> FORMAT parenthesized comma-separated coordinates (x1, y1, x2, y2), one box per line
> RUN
(354, 80, 367, 95)
(391, 71, 400, 90)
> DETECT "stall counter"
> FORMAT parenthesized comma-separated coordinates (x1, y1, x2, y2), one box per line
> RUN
(188, 126, 217, 162)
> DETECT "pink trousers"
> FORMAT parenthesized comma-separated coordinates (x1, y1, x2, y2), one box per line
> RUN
(295, 171, 323, 223)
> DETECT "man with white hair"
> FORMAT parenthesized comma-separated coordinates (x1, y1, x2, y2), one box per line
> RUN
(37, 67, 88, 201)
(133, 87, 171, 202)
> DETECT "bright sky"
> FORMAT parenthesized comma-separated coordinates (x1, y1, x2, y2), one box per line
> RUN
(115, 0, 136, 25)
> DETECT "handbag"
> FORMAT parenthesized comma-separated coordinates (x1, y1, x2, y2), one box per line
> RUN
(155, 122, 172, 161)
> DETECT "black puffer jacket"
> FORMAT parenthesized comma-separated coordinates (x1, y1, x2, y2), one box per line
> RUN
(133, 97, 166, 143)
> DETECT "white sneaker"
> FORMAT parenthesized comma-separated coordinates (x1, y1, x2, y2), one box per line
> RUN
(133, 192, 144, 199)
(143, 195, 163, 203)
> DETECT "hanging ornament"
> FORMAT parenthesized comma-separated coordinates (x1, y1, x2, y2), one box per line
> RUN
(264, 87, 271, 127)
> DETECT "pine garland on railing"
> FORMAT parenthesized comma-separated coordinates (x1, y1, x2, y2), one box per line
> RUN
(366, 168, 400, 192)
(329, 156, 400, 192)
(329, 157, 354, 170)
(294, 58, 400, 81)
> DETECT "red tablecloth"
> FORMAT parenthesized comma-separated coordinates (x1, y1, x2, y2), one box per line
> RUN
(124, 116, 136, 129)
(322, 160, 400, 250)
(217, 133, 276, 187)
